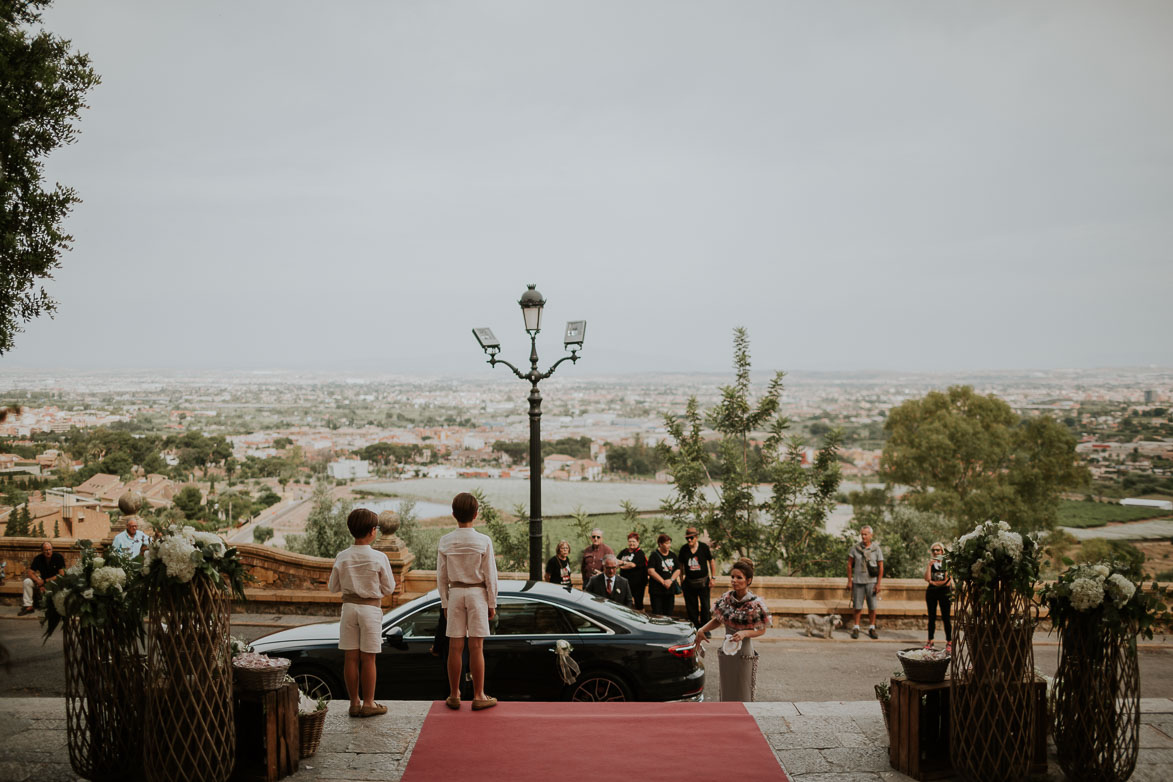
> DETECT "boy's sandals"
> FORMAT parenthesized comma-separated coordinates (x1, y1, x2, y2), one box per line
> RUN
(349, 704, 361, 718)
(445, 695, 461, 710)
(358, 703, 387, 718)
(471, 696, 498, 711)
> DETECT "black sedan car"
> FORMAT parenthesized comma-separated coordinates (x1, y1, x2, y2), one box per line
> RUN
(250, 580, 704, 702)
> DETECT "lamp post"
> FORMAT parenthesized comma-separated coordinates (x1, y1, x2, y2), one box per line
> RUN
(473, 284, 587, 581)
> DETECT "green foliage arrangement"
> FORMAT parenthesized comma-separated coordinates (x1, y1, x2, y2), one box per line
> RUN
(141, 523, 247, 600)
(1040, 561, 1170, 641)
(947, 520, 1042, 600)
(41, 540, 143, 640)
(660, 328, 843, 576)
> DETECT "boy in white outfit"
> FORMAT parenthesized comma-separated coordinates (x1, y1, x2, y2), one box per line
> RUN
(329, 508, 395, 717)
(436, 492, 499, 711)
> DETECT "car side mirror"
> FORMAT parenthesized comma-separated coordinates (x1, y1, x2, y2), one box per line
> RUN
(382, 625, 407, 651)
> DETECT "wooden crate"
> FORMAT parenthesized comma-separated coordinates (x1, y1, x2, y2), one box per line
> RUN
(888, 678, 953, 781)
(889, 677, 1048, 781)
(231, 682, 300, 782)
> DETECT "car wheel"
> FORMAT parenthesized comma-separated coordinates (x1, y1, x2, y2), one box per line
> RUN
(570, 672, 632, 702)
(291, 667, 342, 700)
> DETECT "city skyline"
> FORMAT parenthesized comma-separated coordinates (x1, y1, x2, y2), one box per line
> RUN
(3, 1, 1171, 373)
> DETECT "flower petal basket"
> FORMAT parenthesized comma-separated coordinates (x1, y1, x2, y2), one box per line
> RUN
(298, 708, 327, 758)
(232, 656, 291, 691)
(897, 647, 950, 683)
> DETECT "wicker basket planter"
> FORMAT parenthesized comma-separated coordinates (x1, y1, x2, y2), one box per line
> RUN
(1052, 616, 1140, 782)
(144, 577, 235, 782)
(299, 708, 328, 758)
(874, 684, 891, 738)
(949, 579, 1037, 782)
(896, 648, 950, 683)
(63, 616, 145, 782)
(232, 658, 291, 691)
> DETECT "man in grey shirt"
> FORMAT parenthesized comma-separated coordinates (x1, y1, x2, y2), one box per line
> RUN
(846, 526, 883, 639)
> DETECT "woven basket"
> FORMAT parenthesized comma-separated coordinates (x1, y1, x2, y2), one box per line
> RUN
(875, 684, 891, 738)
(232, 658, 291, 691)
(299, 708, 327, 758)
(897, 647, 950, 682)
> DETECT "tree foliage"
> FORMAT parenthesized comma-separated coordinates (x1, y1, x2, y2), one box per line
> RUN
(252, 525, 274, 544)
(286, 479, 352, 559)
(880, 385, 1089, 536)
(1, 0, 101, 353)
(479, 490, 527, 572)
(660, 328, 843, 576)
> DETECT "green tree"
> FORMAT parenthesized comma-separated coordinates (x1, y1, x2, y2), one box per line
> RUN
(660, 328, 843, 575)
(479, 490, 527, 572)
(286, 480, 352, 558)
(171, 485, 203, 519)
(252, 525, 274, 544)
(880, 386, 1089, 536)
(0, 0, 101, 353)
(4, 503, 30, 536)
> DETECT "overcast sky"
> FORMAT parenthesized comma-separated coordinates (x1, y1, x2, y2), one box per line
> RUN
(5, 1, 1172, 374)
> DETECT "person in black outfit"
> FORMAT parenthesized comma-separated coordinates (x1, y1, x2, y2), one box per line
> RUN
(616, 532, 648, 610)
(647, 533, 679, 617)
(923, 542, 952, 652)
(545, 540, 573, 587)
(20, 541, 65, 615)
(678, 526, 716, 628)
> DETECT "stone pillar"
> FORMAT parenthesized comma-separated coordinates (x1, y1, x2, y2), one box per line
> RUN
(374, 510, 414, 607)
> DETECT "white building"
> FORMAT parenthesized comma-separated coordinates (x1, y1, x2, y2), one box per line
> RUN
(327, 459, 370, 480)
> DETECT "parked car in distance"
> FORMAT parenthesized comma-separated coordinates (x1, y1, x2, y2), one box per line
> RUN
(250, 580, 704, 702)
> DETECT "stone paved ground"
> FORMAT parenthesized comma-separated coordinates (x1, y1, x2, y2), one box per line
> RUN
(1, 697, 1172, 781)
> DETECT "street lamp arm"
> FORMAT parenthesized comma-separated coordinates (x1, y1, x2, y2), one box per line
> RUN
(540, 350, 580, 380)
(486, 354, 528, 380)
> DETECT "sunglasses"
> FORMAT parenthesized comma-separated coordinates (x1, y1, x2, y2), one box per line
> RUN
(591, 535, 601, 539)
(685, 535, 696, 540)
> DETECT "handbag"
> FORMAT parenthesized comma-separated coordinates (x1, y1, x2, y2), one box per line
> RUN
(856, 544, 880, 578)
(670, 581, 682, 595)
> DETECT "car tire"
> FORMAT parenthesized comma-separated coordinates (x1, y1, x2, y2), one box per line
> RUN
(290, 666, 343, 700)
(569, 672, 632, 702)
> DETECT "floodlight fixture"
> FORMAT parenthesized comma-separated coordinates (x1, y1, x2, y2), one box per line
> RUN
(472, 327, 501, 353)
(563, 320, 586, 350)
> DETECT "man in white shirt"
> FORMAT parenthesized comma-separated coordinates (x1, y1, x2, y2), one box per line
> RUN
(436, 492, 498, 711)
(111, 518, 149, 558)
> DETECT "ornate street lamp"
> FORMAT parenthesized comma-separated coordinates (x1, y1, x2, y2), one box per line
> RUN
(473, 284, 587, 580)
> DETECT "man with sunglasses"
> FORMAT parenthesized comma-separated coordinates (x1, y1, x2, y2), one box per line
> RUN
(580, 528, 614, 587)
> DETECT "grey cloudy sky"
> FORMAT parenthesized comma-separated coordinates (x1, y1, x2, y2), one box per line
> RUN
(5, 0, 1172, 373)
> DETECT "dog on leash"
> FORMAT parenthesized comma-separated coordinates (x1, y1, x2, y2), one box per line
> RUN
(804, 613, 843, 639)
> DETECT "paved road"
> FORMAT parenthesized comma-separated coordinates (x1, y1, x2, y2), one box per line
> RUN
(4, 610, 1172, 702)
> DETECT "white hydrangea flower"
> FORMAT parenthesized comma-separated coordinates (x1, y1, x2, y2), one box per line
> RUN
(91, 566, 127, 595)
(992, 530, 1023, 561)
(158, 534, 198, 582)
(996, 521, 1011, 531)
(1069, 577, 1105, 611)
(53, 589, 69, 616)
(92, 557, 105, 568)
(1105, 573, 1136, 607)
(66, 564, 83, 577)
(82, 588, 94, 600)
(1092, 565, 1110, 580)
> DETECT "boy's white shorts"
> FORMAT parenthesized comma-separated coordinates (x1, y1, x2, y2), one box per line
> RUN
(445, 586, 491, 638)
(339, 603, 384, 654)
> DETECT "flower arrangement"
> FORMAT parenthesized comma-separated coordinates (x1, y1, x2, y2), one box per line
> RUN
(1040, 561, 1170, 640)
(141, 523, 248, 600)
(947, 520, 1041, 599)
(297, 688, 328, 716)
(41, 540, 143, 640)
(229, 636, 254, 656)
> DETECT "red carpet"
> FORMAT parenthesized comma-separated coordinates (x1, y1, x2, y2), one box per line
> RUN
(402, 701, 789, 781)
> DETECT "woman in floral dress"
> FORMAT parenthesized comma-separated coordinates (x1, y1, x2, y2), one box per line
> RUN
(697, 558, 769, 701)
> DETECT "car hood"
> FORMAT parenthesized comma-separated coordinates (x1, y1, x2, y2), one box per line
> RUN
(251, 621, 340, 651)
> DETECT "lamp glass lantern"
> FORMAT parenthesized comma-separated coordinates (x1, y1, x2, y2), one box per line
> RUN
(519, 284, 546, 333)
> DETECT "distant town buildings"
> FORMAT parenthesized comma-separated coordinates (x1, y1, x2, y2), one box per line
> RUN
(327, 459, 370, 480)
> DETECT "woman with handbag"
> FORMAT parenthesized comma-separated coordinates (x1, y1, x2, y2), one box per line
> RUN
(697, 558, 769, 701)
(677, 526, 715, 628)
(646, 533, 680, 617)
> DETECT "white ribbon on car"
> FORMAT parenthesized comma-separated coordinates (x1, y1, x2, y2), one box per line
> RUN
(550, 639, 580, 685)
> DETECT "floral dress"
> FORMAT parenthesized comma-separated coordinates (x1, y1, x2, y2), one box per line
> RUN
(711, 589, 769, 701)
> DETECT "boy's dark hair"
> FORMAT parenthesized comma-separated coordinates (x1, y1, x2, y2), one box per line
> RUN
(347, 508, 379, 539)
(452, 492, 478, 523)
